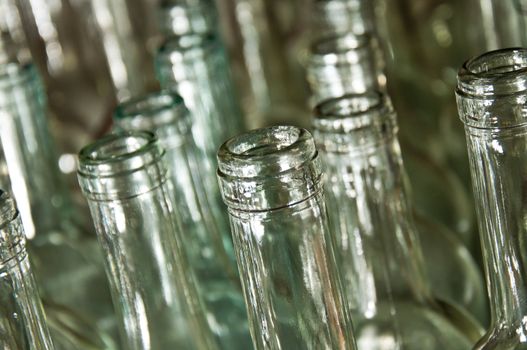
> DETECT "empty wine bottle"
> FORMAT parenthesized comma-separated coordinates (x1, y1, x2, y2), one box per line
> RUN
(0, 189, 55, 350)
(113, 91, 252, 349)
(0, 62, 116, 343)
(456, 47, 527, 349)
(77, 131, 219, 350)
(312, 92, 484, 349)
(217, 125, 357, 350)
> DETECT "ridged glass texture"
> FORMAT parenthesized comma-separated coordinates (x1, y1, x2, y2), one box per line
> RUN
(113, 91, 252, 349)
(77, 131, 218, 350)
(217, 125, 357, 350)
(456, 47, 527, 349)
(0, 62, 116, 346)
(0, 190, 54, 350)
(312, 92, 483, 349)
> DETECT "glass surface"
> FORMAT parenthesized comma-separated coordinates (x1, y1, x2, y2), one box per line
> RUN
(0, 191, 54, 350)
(456, 48, 527, 349)
(312, 92, 484, 349)
(78, 131, 218, 350)
(217, 125, 357, 350)
(113, 91, 252, 349)
(155, 32, 241, 253)
(0, 62, 116, 345)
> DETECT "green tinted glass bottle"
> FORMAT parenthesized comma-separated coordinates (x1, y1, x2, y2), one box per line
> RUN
(0, 190, 55, 350)
(312, 92, 484, 349)
(0, 62, 116, 341)
(217, 125, 357, 350)
(77, 131, 219, 350)
(456, 47, 527, 349)
(113, 91, 252, 349)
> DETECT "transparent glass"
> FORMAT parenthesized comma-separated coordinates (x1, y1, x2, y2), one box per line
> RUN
(155, 32, 241, 250)
(113, 91, 252, 349)
(306, 33, 385, 106)
(0, 62, 116, 344)
(310, 0, 375, 39)
(456, 48, 527, 349)
(77, 131, 219, 350)
(0, 190, 54, 350)
(312, 92, 485, 349)
(217, 125, 357, 350)
(158, 0, 217, 36)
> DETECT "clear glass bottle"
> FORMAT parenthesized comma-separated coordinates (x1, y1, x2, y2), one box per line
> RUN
(312, 92, 485, 349)
(217, 125, 357, 350)
(155, 32, 241, 248)
(0, 62, 116, 343)
(158, 0, 217, 36)
(77, 131, 219, 350)
(456, 47, 527, 349)
(311, 0, 375, 39)
(113, 91, 252, 350)
(0, 189, 55, 350)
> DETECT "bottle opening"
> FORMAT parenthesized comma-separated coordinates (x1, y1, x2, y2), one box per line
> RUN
(217, 126, 322, 211)
(113, 90, 190, 132)
(456, 48, 527, 129)
(78, 132, 167, 200)
(457, 48, 527, 97)
(218, 125, 316, 178)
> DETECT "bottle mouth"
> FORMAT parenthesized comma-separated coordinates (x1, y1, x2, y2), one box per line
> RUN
(217, 126, 322, 211)
(78, 131, 167, 200)
(456, 48, 527, 128)
(113, 90, 191, 134)
(313, 92, 396, 152)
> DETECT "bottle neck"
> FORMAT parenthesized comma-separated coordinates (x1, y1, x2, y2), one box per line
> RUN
(0, 211, 55, 349)
(465, 125, 527, 329)
(0, 64, 70, 239)
(320, 130, 431, 313)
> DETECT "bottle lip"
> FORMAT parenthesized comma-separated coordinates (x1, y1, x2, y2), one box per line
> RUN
(218, 125, 316, 179)
(456, 48, 527, 128)
(113, 90, 191, 134)
(313, 92, 396, 153)
(217, 126, 322, 211)
(314, 91, 393, 132)
(77, 131, 167, 200)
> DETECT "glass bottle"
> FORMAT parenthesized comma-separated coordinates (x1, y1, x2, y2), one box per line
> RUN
(456, 47, 527, 349)
(310, 0, 375, 39)
(306, 31, 477, 252)
(113, 91, 252, 349)
(0, 189, 55, 350)
(77, 131, 219, 350)
(217, 125, 357, 350)
(155, 32, 241, 247)
(158, 0, 217, 36)
(312, 92, 485, 349)
(0, 62, 116, 342)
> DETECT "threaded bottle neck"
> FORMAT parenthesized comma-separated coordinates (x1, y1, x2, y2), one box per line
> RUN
(77, 131, 167, 201)
(217, 125, 322, 212)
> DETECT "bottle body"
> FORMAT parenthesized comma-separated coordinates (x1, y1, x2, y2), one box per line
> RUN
(312, 93, 482, 349)
(456, 48, 527, 349)
(113, 91, 251, 349)
(78, 131, 218, 350)
(217, 125, 356, 350)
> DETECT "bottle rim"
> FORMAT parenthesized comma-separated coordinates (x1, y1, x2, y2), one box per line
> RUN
(217, 125, 316, 179)
(314, 91, 394, 132)
(456, 47, 527, 128)
(113, 90, 191, 133)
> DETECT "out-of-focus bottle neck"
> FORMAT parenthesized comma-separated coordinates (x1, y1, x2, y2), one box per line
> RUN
(0, 62, 70, 239)
(457, 48, 527, 335)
